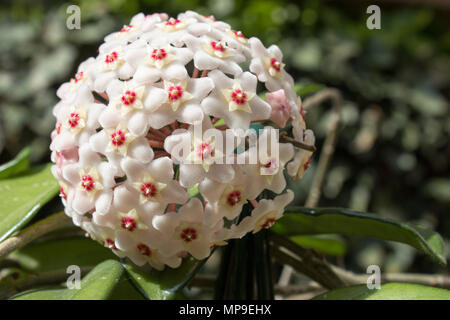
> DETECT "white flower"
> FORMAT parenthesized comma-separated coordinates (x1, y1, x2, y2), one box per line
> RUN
(183, 34, 245, 76)
(202, 70, 271, 129)
(249, 37, 296, 102)
(50, 10, 314, 269)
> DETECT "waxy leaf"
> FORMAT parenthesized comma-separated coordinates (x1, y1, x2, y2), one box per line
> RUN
(272, 207, 446, 265)
(12, 260, 125, 300)
(123, 257, 207, 300)
(0, 147, 30, 180)
(8, 237, 116, 272)
(313, 283, 450, 300)
(0, 163, 59, 242)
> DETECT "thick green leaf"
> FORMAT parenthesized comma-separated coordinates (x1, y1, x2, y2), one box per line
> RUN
(313, 283, 450, 300)
(12, 260, 124, 300)
(272, 207, 446, 265)
(123, 256, 207, 300)
(0, 163, 59, 242)
(0, 147, 31, 180)
(290, 235, 347, 257)
(294, 83, 326, 97)
(8, 237, 116, 272)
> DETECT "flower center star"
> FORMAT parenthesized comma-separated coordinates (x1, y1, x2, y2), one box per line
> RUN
(81, 174, 95, 192)
(261, 217, 276, 229)
(120, 24, 134, 33)
(164, 80, 192, 112)
(208, 41, 230, 58)
(103, 50, 124, 71)
(226, 190, 242, 207)
(121, 90, 136, 106)
(105, 52, 119, 64)
(159, 18, 186, 32)
(229, 30, 247, 44)
(111, 129, 126, 147)
(105, 238, 119, 251)
(71, 71, 87, 85)
(180, 227, 198, 243)
(260, 157, 280, 184)
(222, 84, 254, 113)
(107, 126, 135, 156)
(68, 112, 81, 128)
(121, 216, 137, 232)
(265, 56, 285, 78)
(137, 243, 152, 257)
(147, 47, 174, 69)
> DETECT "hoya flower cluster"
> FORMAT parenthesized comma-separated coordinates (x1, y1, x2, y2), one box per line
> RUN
(50, 11, 315, 270)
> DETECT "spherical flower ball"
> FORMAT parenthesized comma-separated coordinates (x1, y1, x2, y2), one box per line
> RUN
(50, 11, 315, 270)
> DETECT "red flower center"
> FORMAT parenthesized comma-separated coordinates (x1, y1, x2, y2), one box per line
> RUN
(105, 51, 119, 64)
(168, 85, 183, 101)
(120, 24, 133, 33)
(111, 130, 126, 146)
(270, 58, 281, 72)
(106, 238, 118, 251)
(140, 182, 158, 198)
(68, 112, 80, 128)
(231, 89, 247, 105)
(81, 175, 95, 192)
(165, 18, 181, 26)
(60, 186, 67, 200)
(74, 71, 84, 83)
(121, 90, 137, 106)
(261, 218, 276, 229)
(210, 41, 225, 52)
(232, 30, 245, 39)
(226, 190, 242, 207)
(121, 216, 137, 232)
(303, 156, 311, 171)
(151, 48, 167, 61)
(196, 142, 215, 160)
(137, 243, 152, 256)
(180, 227, 198, 243)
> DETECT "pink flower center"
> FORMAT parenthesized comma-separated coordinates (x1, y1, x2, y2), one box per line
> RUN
(270, 58, 281, 72)
(168, 85, 184, 101)
(231, 89, 247, 105)
(261, 217, 276, 229)
(196, 142, 215, 160)
(68, 112, 81, 128)
(151, 48, 167, 61)
(73, 71, 85, 83)
(60, 186, 67, 200)
(140, 182, 158, 198)
(210, 41, 225, 52)
(231, 30, 245, 39)
(137, 243, 152, 256)
(304, 156, 311, 171)
(300, 106, 305, 120)
(226, 190, 242, 207)
(56, 122, 62, 135)
(165, 18, 181, 26)
(121, 216, 137, 232)
(120, 24, 133, 33)
(105, 51, 119, 64)
(81, 175, 95, 192)
(106, 238, 118, 251)
(111, 130, 126, 146)
(121, 90, 137, 106)
(204, 15, 216, 21)
(180, 227, 198, 243)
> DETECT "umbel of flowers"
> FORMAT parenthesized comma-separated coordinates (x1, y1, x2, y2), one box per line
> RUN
(50, 11, 315, 270)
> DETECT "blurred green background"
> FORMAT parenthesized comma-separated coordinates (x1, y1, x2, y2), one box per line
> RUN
(0, 0, 449, 276)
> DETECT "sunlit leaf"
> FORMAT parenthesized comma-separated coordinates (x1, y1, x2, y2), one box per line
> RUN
(0, 147, 30, 180)
(12, 260, 124, 300)
(313, 283, 450, 300)
(272, 207, 446, 265)
(0, 163, 59, 242)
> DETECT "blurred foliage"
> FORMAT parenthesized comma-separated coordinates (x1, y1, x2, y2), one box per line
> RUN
(0, 0, 448, 276)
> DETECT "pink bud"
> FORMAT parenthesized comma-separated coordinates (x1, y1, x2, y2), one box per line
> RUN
(265, 89, 291, 128)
